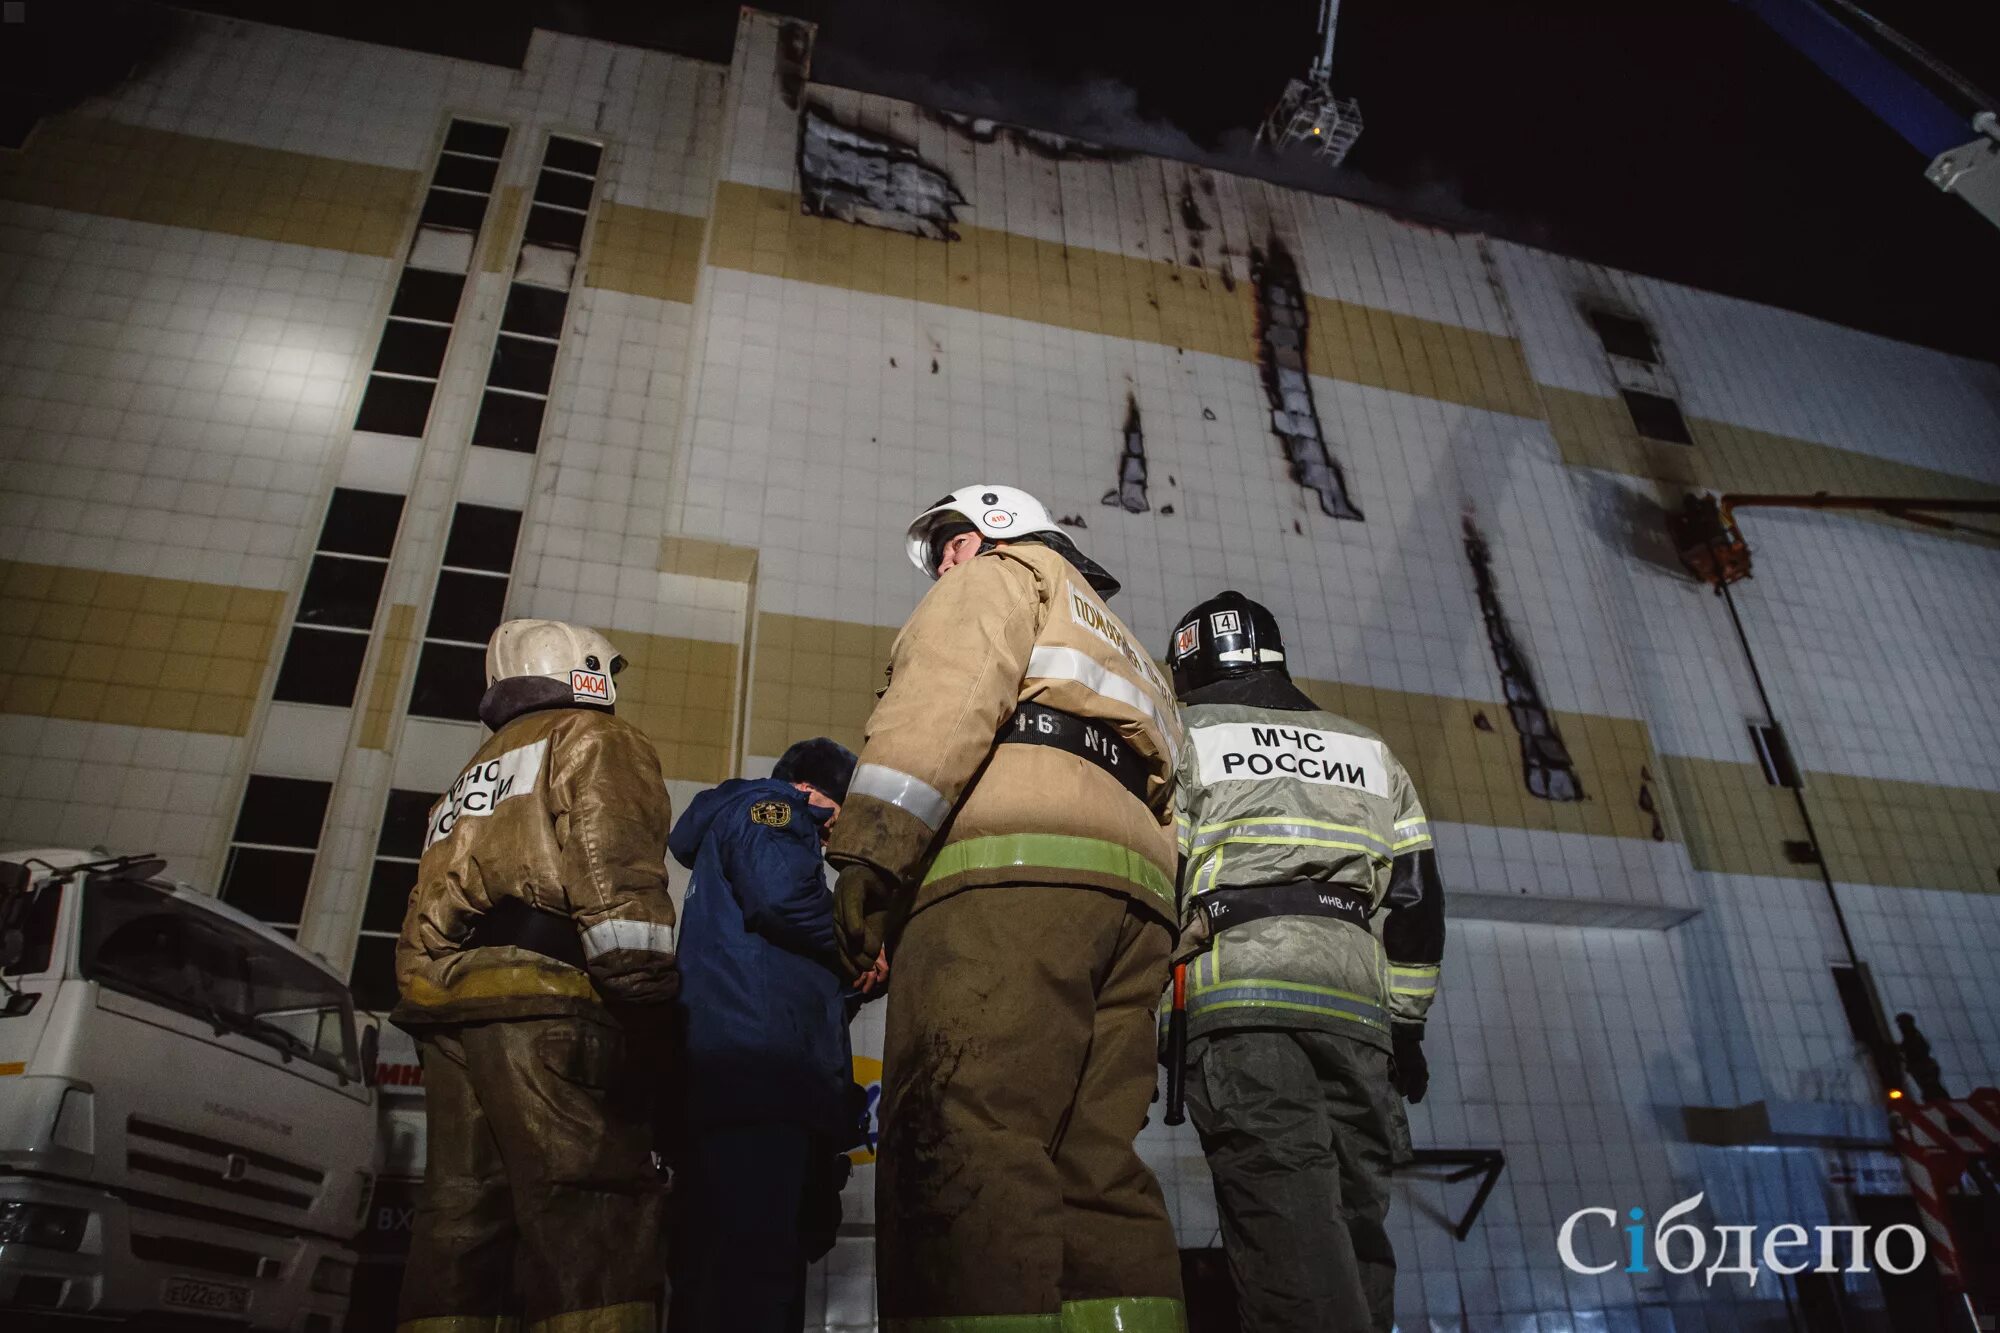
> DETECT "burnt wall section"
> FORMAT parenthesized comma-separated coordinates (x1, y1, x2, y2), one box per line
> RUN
(799, 105, 963, 240)
(928, 109, 1132, 162)
(1102, 394, 1150, 513)
(1253, 242, 1362, 520)
(1463, 516, 1583, 802)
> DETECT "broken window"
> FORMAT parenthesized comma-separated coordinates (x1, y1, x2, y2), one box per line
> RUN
(350, 788, 437, 1011)
(218, 775, 333, 931)
(1621, 388, 1694, 445)
(1586, 309, 1659, 364)
(408, 504, 523, 723)
(1750, 722, 1803, 789)
(272, 487, 405, 708)
(1463, 517, 1582, 801)
(357, 118, 509, 440)
(1101, 395, 1150, 513)
(799, 105, 964, 242)
(1252, 242, 1362, 521)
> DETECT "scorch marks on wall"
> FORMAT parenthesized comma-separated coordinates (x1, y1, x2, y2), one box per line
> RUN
(1463, 514, 1584, 802)
(1253, 241, 1364, 521)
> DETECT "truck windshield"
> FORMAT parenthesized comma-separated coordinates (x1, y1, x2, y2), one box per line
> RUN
(78, 876, 359, 1081)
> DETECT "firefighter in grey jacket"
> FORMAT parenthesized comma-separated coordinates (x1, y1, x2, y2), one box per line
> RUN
(1166, 591, 1445, 1333)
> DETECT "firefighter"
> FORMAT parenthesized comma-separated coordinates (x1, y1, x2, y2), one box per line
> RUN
(1166, 591, 1445, 1333)
(392, 618, 680, 1333)
(828, 485, 1187, 1331)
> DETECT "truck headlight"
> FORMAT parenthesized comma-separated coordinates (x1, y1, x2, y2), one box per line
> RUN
(310, 1256, 354, 1297)
(0, 1200, 89, 1251)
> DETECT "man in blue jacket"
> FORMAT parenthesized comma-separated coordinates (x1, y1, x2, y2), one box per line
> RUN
(666, 738, 867, 1333)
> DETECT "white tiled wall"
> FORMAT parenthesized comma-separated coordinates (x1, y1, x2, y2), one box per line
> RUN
(5, 10, 2000, 1333)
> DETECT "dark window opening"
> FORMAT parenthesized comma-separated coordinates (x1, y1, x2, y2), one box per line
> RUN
(390, 269, 467, 323)
(433, 153, 499, 195)
(318, 488, 405, 560)
(348, 935, 400, 1012)
(362, 860, 418, 934)
(523, 204, 587, 250)
(1586, 309, 1659, 364)
(355, 375, 436, 437)
(231, 775, 333, 850)
(487, 334, 559, 395)
(420, 188, 489, 233)
(1750, 722, 1803, 789)
(533, 168, 593, 211)
(217, 846, 315, 925)
(426, 570, 510, 644)
(470, 390, 546, 453)
(408, 642, 487, 722)
(296, 555, 388, 630)
(502, 283, 568, 338)
(443, 504, 523, 573)
(1621, 389, 1693, 445)
(1830, 965, 1892, 1051)
(542, 136, 602, 177)
(271, 626, 370, 707)
(444, 120, 509, 158)
(377, 789, 438, 860)
(372, 320, 451, 378)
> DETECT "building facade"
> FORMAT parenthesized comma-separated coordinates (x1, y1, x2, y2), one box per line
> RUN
(3, 8, 1999, 1329)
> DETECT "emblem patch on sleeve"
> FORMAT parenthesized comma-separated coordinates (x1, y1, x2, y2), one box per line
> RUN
(750, 800, 792, 828)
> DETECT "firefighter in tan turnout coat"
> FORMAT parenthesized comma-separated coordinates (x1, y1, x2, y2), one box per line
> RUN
(393, 619, 680, 1333)
(828, 485, 1187, 1332)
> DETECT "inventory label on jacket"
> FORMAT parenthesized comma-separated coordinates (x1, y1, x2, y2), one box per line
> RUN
(425, 739, 549, 849)
(1191, 723, 1389, 798)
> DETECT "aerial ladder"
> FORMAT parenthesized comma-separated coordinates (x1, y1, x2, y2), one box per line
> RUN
(1738, 0, 2000, 231)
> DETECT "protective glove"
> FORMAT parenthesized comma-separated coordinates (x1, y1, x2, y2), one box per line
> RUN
(1390, 1022, 1429, 1104)
(587, 949, 681, 1005)
(833, 862, 904, 984)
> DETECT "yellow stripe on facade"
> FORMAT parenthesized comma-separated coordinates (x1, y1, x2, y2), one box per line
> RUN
(0, 116, 420, 258)
(613, 628, 740, 784)
(0, 561, 285, 737)
(586, 201, 707, 304)
(1542, 385, 2000, 541)
(359, 603, 418, 752)
(704, 181, 1544, 419)
(1660, 754, 2000, 896)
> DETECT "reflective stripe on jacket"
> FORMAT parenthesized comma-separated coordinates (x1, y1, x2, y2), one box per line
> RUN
(393, 707, 676, 1026)
(1175, 701, 1436, 1048)
(829, 544, 1178, 920)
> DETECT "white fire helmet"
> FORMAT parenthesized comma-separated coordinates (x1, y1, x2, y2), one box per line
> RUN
(905, 483, 1122, 596)
(485, 619, 625, 708)
(904, 484, 1064, 578)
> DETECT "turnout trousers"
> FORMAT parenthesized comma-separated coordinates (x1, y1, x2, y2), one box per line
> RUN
(876, 884, 1186, 1332)
(1186, 1028, 1398, 1333)
(395, 1014, 666, 1333)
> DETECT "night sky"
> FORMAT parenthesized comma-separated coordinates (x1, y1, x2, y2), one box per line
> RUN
(11, 0, 2000, 361)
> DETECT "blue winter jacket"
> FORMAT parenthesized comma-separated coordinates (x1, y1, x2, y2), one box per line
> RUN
(668, 778, 850, 1136)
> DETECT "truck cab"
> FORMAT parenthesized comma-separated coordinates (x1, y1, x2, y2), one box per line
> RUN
(1, 850, 379, 1330)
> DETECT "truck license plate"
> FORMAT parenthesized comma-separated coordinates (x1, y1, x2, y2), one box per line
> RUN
(161, 1275, 251, 1316)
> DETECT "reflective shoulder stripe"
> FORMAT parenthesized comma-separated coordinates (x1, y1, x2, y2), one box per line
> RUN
(1024, 644, 1179, 765)
(1392, 815, 1433, 852)
(578, 918, 676, 959)
(921, 832, 1175, 909)
(849, 762, 952, 831)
